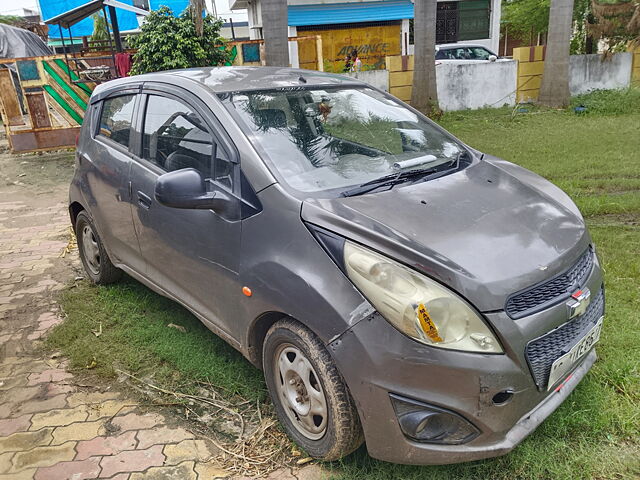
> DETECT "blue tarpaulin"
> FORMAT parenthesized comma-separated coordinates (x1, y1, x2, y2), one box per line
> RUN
(288, 0, 414, 27)
(41, 0, 190, 38)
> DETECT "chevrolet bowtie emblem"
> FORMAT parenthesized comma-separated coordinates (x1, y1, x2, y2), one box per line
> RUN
(567, 288, 591, 319)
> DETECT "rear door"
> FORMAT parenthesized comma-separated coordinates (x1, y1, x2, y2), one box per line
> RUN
(82, 89, 143, 272)
(128, 84, 242, 338)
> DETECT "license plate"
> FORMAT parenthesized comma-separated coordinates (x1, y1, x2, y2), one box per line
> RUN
(547, 316, 603, 390)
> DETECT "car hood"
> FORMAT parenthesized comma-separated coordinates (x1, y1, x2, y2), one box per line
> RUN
(301, 156, 590, 312)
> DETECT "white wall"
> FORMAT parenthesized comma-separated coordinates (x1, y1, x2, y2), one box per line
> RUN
(344, 70, 389, 91)
(434, 60, 517, 111)
(569, 53, 632, 95)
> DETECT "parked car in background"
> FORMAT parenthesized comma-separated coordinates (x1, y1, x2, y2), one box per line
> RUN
(436, 43, 499, 61)
(70, 67, 604, 465)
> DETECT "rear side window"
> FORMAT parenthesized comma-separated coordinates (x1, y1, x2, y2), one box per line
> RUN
(141, 95, 234, 189)
(98, 95, 136, 148)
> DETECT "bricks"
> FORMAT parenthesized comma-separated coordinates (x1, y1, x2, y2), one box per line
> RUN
(0, 429, 53, 453)
(27, 369, 73, 385)
(0, 415, 32, 437)
(0, 159, 240, 480)
(75, 431, 138, 461)
(66, 391, 121, 408)
(136, 426, 194, 450)
(34, 457, 101, 480)
(164, 439, 216, 465)
(129, 461, 197, 480)
(14, 395, 68, 416)
(85, 400, 136, 421)
(99, 444, 165, 478)
(110, 413, 165, 433)
(30, 407, 89, 430)
(194, 462, 230, 479)
(11, 442, 76, 472)
(51, 420, 104, 445)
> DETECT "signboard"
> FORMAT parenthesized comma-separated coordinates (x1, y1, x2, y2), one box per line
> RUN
(301, 24, 401, 71)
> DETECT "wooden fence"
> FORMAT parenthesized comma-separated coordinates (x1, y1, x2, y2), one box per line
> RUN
(0, 55, 97, 153)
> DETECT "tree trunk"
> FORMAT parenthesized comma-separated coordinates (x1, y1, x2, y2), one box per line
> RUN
(411, 0, 439, 115)
(261, 0, 289, 67)
(538, 0, 575, 108)
(189, 0, 205, 37)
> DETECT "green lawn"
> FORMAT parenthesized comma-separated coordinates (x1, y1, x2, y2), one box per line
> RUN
(49, 88, 640, 479)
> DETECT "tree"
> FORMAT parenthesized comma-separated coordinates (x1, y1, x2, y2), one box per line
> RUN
(538, 0, 575, 107)
(129, 6, 229, 75)
(588, 0, 640, 51)
(0, 15, 22, 25)
(503, 0, 593, 53)
(90, 13, 110, 43)
(503, 0, 551, 44)
(261, 0, 289, 66)
(189, 0, 206, 37)
(411, 0, 439, 115)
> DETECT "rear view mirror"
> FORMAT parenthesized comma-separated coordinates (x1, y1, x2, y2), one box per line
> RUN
(155, 168, 231, 213)
(488, 55, 498, 62)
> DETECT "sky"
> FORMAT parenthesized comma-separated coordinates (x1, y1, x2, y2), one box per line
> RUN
(0, 0, 248, 22)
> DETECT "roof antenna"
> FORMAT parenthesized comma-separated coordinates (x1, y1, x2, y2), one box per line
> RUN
(298, 75, 307, 83)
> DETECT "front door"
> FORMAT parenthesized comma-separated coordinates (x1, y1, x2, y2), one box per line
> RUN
(129, 88, 241, 339)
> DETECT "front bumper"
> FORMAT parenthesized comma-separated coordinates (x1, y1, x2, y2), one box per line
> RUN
(329, 313, 597, 465)
(328, 262, 603, 465)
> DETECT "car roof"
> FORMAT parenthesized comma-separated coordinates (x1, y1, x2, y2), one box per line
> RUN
(436, 43, 492, 50)
(94, 66, 365, 96)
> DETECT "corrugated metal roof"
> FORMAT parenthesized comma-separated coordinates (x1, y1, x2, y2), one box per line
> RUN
(288, 0, 414, 27)
(41, 0, 189, 38)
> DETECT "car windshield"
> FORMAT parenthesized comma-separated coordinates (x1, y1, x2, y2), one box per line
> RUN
(220, 87, 463, 193)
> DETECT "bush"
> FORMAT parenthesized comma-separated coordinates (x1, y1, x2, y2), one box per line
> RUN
(570, 87, 640, 115)
(129, 6, 229, 75)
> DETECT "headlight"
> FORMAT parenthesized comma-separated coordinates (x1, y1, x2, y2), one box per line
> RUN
(344, 241, 503, 353)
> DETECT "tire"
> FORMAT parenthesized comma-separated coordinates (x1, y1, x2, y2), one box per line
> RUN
(263, 318, 364, 461)
(75, 211, 121, 285)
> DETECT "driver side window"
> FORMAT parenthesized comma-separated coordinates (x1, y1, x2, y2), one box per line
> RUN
(141, 95, 233, 190)
(142, 95, 212, 176)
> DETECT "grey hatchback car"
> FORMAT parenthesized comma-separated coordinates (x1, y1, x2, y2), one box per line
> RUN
(70, 67, 604, 465)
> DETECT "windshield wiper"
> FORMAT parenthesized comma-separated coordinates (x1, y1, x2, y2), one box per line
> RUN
(341, 151, 467, 197)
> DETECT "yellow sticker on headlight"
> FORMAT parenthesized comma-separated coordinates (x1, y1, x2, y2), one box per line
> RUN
(417, 303, 443, 343)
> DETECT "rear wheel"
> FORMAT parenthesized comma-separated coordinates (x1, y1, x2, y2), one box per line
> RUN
(75, 211, 121, 285)
(263, 319, 363, 460)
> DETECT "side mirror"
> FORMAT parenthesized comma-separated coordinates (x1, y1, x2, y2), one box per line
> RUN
(488, 55, 498, 62)
(155, 168, 231, 212)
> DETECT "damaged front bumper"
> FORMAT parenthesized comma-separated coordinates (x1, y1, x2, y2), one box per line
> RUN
(328, 311, 597, 465)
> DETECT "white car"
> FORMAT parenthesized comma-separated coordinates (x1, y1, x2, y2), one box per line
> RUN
(436, 43, 500, 61)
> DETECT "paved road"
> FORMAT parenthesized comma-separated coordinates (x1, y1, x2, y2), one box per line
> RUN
(0, 146, 324, 480)
(0, 148, 233, 479)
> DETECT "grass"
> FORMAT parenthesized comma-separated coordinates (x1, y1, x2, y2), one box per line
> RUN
(49, 88, 640, 479)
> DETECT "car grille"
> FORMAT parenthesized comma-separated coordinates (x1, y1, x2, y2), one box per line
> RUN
(525, 287, 604, 389)
(506, 247, 594, 318)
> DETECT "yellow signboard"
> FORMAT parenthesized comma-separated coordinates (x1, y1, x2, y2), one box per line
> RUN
(301, 24, 401, 71)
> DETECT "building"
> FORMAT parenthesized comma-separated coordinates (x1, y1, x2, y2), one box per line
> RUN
(229, 0, 501, 71)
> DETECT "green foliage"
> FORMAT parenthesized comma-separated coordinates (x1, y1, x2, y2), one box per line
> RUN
(503, 0, 552, 41)
(129, 6, 229, 75)
(90, 13, 110, 43)
(0, 14, 21, 25)
(570, 87, 640, 114)
(503, 0, 592, 53)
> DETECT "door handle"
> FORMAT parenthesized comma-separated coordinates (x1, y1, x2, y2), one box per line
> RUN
(137, 191, 152, 209)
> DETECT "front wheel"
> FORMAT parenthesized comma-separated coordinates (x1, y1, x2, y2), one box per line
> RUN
(263, 319, 363, 461)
